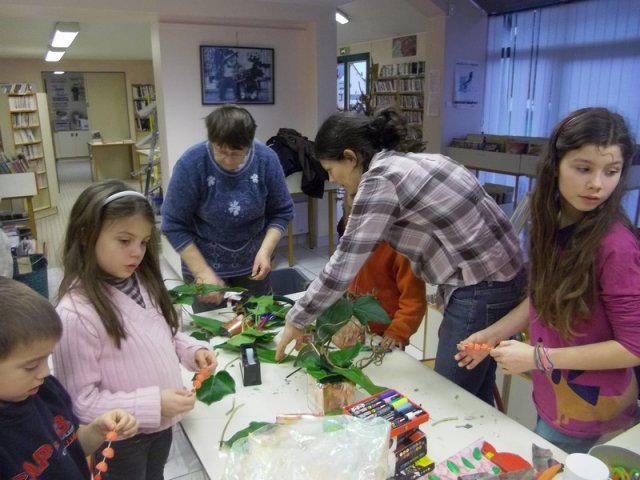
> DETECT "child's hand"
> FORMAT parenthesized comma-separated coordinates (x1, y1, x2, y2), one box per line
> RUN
(380, 335, 403, 351)
(455, 332, 495, 370)
(93, 409, 139, 439)
(195, 348, 217, 375)
(490, 340, 535, 375)
(160, 388, 196, 418)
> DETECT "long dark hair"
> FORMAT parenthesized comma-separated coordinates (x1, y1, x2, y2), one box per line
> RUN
(314, 106, 419, 171)
(530, 107, 636, 338)
(58, 180, 179, 348)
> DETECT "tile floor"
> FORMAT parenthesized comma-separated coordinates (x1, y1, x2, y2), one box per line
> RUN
(41, 178, 332, 480)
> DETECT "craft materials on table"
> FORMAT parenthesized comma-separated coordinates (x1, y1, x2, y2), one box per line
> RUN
(343, 389, 431, 477)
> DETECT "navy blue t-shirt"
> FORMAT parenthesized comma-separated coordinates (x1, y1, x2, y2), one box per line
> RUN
(0, 376, 90, 480)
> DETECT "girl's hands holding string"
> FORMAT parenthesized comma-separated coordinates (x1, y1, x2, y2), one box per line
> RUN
(490, 340, 535, 375)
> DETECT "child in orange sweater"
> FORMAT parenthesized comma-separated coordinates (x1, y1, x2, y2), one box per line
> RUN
(338, 194, 427, 349)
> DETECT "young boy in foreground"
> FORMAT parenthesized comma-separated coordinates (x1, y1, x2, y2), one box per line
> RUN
(0, 277, 138, 479)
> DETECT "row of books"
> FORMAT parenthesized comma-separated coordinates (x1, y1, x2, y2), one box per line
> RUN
(374, 78, 424, 93)
(379, 61, 425, 78)
(132, 84, 155, 100)
(0, 153, 31, 174)
(449, 134, 546, 156)
(0, 83, 35, 95)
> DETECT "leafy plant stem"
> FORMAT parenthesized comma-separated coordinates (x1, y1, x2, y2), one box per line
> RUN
(219, 398, 245, 448)
(222, 356, 240, 372)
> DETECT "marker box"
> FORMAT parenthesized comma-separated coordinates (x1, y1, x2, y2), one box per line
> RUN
(395, 430, 427, 473)
(343, 389, 429, 437)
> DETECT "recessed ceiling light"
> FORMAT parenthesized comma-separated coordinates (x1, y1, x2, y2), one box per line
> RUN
(336, 9, 350, 25)
(51, 22, 80, 48)
(45, 48, 66, 62)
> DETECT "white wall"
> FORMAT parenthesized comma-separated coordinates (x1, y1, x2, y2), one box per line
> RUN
(440, 1, 488, 149)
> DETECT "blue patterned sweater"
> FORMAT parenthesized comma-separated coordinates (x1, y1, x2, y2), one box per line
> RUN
(161, 140, 293, 277)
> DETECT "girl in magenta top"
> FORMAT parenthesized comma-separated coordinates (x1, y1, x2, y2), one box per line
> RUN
(456, 107, 640, 454)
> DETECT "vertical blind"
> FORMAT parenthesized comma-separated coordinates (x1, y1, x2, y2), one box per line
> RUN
(483, 0, 640, 139)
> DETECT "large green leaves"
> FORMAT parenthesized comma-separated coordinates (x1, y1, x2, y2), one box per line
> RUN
(190, 314, 226, 336)
(196, 370, 236, 405)
(315, 298, 353, 343)
(294, 343, 385, 394)
(352, 295, 391, 325)
(169, 283, 246, 305)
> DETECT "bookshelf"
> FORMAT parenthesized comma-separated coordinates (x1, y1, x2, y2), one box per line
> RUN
(0, 172, 38, 242)
(371, 61, 425, 139)
(132, 83, 155, 139)
(0, 91, 58, 217)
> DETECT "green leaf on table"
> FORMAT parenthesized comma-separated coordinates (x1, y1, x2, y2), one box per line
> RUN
(190, 331, 209, 341)
(196, 370, 236, 405)
(222, 421, 274, 448)
(190, 314, 226, 336)
(353, 295, 391, 325)
(255, 345, 295, 364)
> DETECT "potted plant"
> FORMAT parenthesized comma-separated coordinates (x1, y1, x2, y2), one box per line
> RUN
(294, 293, 392, 414)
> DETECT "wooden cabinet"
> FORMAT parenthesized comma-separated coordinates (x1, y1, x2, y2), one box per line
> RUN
(0, 92, 58, 217)
(372, 61, 425, 139)
(132, 84, 155, 139)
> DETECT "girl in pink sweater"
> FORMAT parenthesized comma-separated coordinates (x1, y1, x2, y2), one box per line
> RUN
(53, 180, 217, 480)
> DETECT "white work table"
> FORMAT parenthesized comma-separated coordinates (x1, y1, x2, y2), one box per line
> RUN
(178, 307, 567, 479)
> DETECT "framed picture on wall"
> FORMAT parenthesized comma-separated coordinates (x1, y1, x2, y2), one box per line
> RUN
(200, 45, 274, 105)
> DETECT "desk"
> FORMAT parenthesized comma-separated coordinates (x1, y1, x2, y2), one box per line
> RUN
(179, 305, 567, 479)
(285, 171, 341, 267)
(88, 140, 136, 182)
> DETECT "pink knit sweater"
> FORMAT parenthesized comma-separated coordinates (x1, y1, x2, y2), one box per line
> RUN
(53, 281, 210, 433)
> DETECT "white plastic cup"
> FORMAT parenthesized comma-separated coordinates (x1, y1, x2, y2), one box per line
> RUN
(564, 453, 610, 480)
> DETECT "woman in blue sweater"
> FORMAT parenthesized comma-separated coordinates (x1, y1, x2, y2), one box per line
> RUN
(161, 105, 293, 312)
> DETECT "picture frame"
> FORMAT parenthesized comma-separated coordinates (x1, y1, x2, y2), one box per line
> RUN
(200, 45, 274, 105)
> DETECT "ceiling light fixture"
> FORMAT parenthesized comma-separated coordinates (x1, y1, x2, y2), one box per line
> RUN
(51, 22, 80, 48)
(335, 9, 350, 25)
(45, 47, 66, 62)
(53, 71, 65, 75)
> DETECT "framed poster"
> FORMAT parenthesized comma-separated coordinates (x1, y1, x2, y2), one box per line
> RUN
(453, 61, 480, 108)
(392, 35, 417, 58)
(200, 45, 274, 105)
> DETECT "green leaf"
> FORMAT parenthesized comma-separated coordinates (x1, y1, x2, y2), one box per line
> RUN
(224, 333, 259, 347)
(190, 314, 226, 336)
(244, 295, 277, 317)
(327, 343, 361, 368)
(331, 366, 387, 395)
(255, 346, 294, 364)
(222, 421, 274, 448)
(353, 295, 391, 325)
(196, 370, 236, 405)
(315, 298, 353, 343)
(190, 331, 209, 341)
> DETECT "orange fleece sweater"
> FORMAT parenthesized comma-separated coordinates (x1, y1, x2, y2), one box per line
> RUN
(349, 241, 427, 346)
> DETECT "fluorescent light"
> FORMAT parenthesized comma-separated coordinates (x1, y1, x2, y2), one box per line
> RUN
(51, 22, 79, 48)
(45, 48, 66, 62)
(335, 9, 349, 24)
(53, 71, 65, 75)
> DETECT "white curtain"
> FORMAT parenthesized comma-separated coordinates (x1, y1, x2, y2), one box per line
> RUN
(483, 0, 640, 139)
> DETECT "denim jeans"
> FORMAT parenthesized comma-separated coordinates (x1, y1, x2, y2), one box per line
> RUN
(434, 269, 527, 405)
(95, 427, 172, 480)
(534, 417, 600, 454)
(183, 271, 272, 314)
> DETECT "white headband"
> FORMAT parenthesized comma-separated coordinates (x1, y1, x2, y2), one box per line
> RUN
(103, 190, 148, 206)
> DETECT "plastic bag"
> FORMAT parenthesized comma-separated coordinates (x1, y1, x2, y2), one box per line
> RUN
(223, 415, 390, 480)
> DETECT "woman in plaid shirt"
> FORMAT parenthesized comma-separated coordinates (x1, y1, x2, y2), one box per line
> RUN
(276, 107, 525, 405)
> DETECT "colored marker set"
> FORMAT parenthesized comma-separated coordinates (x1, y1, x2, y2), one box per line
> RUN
(343, 389, 429, 438)
(343, 389, 433, 478)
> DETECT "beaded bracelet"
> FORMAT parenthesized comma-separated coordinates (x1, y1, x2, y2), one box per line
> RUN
(534, 338, 554, 372)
